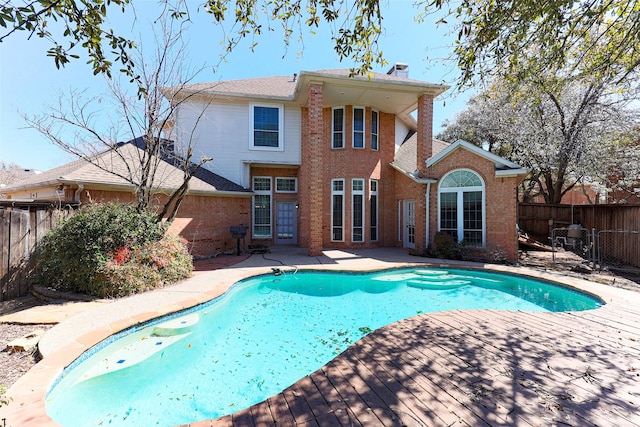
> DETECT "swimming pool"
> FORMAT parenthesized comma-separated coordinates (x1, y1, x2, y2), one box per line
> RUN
(45, 267, 603, 426)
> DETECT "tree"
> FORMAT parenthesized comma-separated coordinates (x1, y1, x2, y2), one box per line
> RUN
(0, 161, 24, 187)
(0, 0, 387, 81)
(2, 1, 639, 91)
(438, 74, 640, 204)
(24, 12, 212, 222)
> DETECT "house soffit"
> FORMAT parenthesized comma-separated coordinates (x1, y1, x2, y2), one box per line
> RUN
(296, 72, 447, 117)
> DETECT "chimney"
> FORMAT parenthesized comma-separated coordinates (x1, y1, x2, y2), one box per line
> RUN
(386, 63, 409, 78)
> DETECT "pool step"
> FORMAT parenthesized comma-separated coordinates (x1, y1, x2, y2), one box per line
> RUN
(406, 278, 470, 290)
(75, 314, 199, 384)
(152, 313, 200, 337)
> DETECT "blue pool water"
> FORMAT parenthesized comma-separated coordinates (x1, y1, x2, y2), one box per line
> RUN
(46, 267, 602, 426)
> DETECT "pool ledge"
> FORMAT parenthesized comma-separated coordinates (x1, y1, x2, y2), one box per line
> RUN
(1, 248, 638, 426)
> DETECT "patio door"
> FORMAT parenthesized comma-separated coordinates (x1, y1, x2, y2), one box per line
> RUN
(276, 202, 297, 245)
(403, 199, 415, 249)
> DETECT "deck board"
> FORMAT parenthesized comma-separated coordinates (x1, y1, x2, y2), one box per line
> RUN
(198, 303, 640, 427)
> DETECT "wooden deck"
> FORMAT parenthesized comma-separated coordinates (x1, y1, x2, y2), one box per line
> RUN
(184, 303, 640, 427)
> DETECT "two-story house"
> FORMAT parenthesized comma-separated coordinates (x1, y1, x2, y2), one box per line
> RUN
(2, 65, 528, 260)
(166, 65, 528, 260)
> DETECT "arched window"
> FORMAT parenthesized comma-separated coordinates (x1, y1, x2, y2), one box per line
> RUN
(438, 170, 485, 246)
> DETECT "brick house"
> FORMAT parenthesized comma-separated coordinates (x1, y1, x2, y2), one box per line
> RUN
(0, 137, 253, 256)
(3, 66, 528, 260)
(166, 66, 528, 260)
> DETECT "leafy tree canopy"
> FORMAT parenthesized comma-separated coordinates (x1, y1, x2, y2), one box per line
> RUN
(2, 0, 639, 90)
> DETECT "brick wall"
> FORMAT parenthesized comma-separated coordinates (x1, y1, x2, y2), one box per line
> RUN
(425, 147, 521, 261)
(79, 189, 251, 257)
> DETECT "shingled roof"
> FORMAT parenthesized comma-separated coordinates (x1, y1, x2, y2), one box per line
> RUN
(167, 68, 447, 101)
(3, 137, 250, 196)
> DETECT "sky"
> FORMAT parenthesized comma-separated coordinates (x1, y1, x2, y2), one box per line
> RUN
(0, 1, 472, 172)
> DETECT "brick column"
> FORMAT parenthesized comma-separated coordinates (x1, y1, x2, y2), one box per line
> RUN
(416, 93, 434, 176)
(307, 82, 324, 256)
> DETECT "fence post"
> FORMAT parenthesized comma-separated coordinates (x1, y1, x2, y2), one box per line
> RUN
(591, 228, 597, 270)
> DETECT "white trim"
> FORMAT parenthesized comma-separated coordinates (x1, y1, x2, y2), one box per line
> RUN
(370, 179, 379, 242)
(352, 178, 365, 242)
(275, 177, 298, 193)
(332, 107, 345, 149)
(426, 139, 524, 172)
(352, 106, 365, 149)
(331, 178, 345, 242)
(371, 109, 379, 151)
(249, 103, 284, 151)
(252, 176, 273, 239)
(437, 169, 486, 247)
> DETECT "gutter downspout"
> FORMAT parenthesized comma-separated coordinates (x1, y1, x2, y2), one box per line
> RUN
(74, 184, 85, 204)
(425, 182, 431, 250)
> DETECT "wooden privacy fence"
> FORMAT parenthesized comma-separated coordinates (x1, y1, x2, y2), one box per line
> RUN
(518, 203, 640, 268)
(0, 208, 71, 301)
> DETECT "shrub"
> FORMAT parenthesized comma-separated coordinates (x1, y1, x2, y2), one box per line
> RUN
(432, 231, 463, 260)
(31, 202, 186, 297)
(94, 235, 193, 298)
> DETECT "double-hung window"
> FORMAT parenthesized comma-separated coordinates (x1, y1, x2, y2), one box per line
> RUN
(371, 110, 379, 151)
(353, 107, 365, 148)
(250, 104, 283, 149)
(438, 170, 485, 246)
(352, 179, 365, 242)
(332, 107, 344, 149)
(252, 177, 272, 238)
(331, 179, 345, 241)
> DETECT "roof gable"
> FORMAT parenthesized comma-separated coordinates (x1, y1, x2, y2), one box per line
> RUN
(426, 139, 529, 177)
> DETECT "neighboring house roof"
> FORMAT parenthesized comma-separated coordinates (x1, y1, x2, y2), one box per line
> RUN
(426, 139, 530, 178)
(2, 137, 251, 197)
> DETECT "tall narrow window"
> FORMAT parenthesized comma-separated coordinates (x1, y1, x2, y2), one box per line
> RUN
(252, 177, 272, 238)
(353, 107, 365, 148)
(250, 104, 283, 149)
(438, 170, 485, 246)
(332, 107, 344, 149)
(370, 180, 378, 241)
(352, 179, 364, 242)
(331, 179, 345, 241)
(371, 110, 379, 151)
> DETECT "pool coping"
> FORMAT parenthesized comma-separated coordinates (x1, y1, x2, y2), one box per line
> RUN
(2, 247, 639, 426)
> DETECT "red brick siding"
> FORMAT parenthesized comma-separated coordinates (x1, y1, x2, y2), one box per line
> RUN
(425, 148, 521, 261)
(79, 190, 250, 257)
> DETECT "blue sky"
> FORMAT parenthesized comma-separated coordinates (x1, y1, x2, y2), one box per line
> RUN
(0, 1, 471, 171)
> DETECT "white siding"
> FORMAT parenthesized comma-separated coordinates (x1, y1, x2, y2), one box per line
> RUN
(174, 99, 301, 187)
(395, 118, 411, 153)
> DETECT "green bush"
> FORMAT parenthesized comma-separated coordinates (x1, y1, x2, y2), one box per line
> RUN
(432, 231, 463, 260)
(32, 202, 191, 297)
(94, 235, 193, 298)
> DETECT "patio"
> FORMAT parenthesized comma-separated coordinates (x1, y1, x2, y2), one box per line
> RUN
(2, 247, 639, 426)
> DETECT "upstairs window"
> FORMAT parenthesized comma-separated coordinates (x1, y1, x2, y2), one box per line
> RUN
(250, 104, 283, 149)
(332, 107, 344, 149)
(353, 107, 365, 148)
(371, 110, 379, 151)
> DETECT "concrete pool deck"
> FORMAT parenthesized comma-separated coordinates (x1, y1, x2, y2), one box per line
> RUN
(1, 247, 639, 426)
